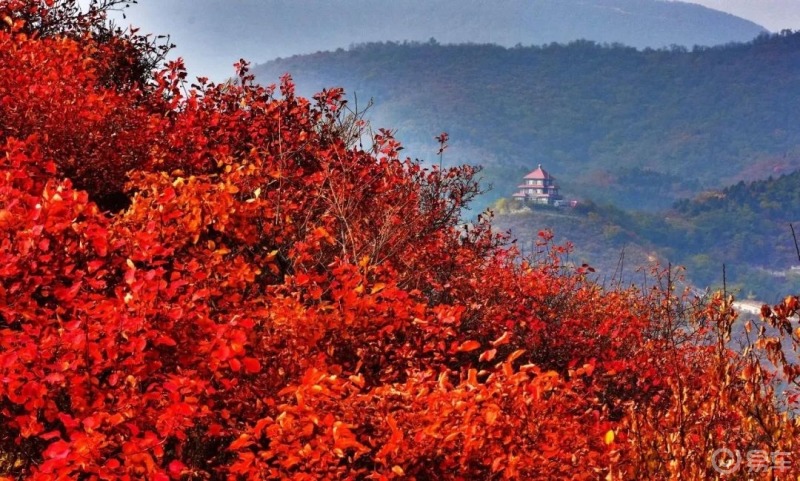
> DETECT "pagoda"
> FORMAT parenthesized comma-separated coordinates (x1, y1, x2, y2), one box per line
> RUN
(512, 164, 563, 205)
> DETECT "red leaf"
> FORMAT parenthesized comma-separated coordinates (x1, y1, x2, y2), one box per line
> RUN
(243, 357, 261, 374)
(43, 440, 70, 460)
(229, 358, 241, 372)
(169, 460, 187, 475)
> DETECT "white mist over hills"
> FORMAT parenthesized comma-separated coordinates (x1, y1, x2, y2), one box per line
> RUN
(107, 0, 775, 81)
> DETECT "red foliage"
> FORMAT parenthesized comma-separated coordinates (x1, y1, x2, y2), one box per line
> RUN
(0, 2, 798, 479)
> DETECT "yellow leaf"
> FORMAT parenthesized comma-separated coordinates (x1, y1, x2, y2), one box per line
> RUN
(370, 283, 386, 294)
(391, 465, 405, 476)
(348, 374, 365, 388)
(604, 429, 615, 445)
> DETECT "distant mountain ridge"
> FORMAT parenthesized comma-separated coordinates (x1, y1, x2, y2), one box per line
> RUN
(254, 32, 800, 212)
(120, 0, 766, 81)
(229, 0, 766, 53)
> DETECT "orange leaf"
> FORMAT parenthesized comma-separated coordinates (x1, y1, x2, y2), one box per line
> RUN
(507, 349, 525, 363)
(479, 348, 497, 362)
(466, 368, 478, 387)
(457, 340, 481, 352)
(491, 331, 511, 347)
(229, 434, 252, 450)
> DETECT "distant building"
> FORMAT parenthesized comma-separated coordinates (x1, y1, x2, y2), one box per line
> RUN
(512, 164, 564, 205)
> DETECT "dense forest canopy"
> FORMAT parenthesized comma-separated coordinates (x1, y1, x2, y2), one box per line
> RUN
(1, 1, 799, 479)
(662, 171, 800, 297)
(256, 32, 800, 211)
(494, 169, 800, 303)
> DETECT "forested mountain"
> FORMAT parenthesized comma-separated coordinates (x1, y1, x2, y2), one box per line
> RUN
(255, 32, 800, 211)
(121, 0, 766, 80)
(493, 170, 800, 302)
(665, 171, 800, 297)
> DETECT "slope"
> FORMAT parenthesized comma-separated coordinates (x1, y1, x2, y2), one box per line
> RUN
(493, 170, 800, 303)
(254, 32, 800, 212)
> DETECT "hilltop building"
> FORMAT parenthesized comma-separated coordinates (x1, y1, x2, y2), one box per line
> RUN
(513, 164, 564, 206)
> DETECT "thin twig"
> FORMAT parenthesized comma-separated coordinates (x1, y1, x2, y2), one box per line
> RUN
(790, 223, 800, 262)
(722, 263, 727, 298)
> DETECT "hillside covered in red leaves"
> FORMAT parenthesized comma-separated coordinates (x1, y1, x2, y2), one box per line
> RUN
(0, 1, 799, 479)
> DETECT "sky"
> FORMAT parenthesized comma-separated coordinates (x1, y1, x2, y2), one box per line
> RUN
(681, 0, 800, 32)
(103, 0, 800, 82)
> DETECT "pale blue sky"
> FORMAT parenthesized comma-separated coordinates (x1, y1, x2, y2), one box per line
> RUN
(681, 0, 800, 32)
